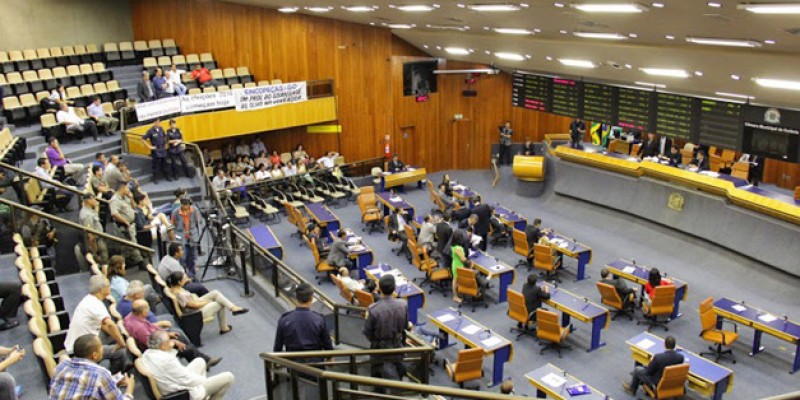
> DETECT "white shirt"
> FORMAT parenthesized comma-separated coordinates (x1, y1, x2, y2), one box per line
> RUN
(64, 295, 110, 353)
(56, 108, 84, 125)
(255, 170, 270, 181)
(50, 89, 62, 101)
(318, 156, 335, 168)
(141, 349, 206, 400)
(212, 175, 228, 190)
(251, 140, 266, 155)
(164, 77, 176, 93)
(87, 103, 105, 118)
(168, 70, 184, 85)
(236, 144, 251, 155)
(270, 169, 283, 179)
(34, 166, 54, 189)
(341, 276, 364, 292)
(282, 165, 297, 177)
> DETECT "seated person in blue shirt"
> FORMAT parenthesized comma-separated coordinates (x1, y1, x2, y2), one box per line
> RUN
(117, 280, 162, 325)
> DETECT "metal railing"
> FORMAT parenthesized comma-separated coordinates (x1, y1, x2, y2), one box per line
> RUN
(0, 161, 110, 205)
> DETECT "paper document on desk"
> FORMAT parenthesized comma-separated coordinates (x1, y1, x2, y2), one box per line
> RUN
(622, 266, 636, 274)
(366, 268, 381, 276)
(731, 305, 746, 312)
(436, 314, 455, 323)
(636, 338, 656, 350)
(759, 314, 778, 323)
(461, 324, 481, 335)
(490, 264, 505, 271)
(541, 373, 567, 388)
(481, 336, 502, 347)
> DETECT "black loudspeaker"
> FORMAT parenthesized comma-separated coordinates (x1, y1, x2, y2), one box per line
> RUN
(462, 90, 477, 97)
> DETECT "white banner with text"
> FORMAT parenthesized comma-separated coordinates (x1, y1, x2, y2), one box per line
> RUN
(180, 90, 237, 114)
(134, 96, 182, 121)
(235, 82, 308, 112)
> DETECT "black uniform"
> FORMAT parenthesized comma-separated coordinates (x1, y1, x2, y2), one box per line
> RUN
(569, 119, 586, 149)
(364, 296, 408, 379)
(142, 125, 169, 182)
(522, 282, 550, 321)
(167, 127, 191, 179)
(629, 349, 684, 393)
(471, 203, 492, 251)
(274, 307, 333, 362)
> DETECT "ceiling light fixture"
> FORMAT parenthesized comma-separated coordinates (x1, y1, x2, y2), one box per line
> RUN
(629, 33, 639, 38)
(559, 58, 596, 68)
(278, 6, 299, 13)
(426, 24, 470, 31)
(305, 6, 333, 12)
(554, 2, 565, 7)
(715, 91, 754, 99)
(573, 31, 628, 40)
(665, 34, 675, 40)
(754, 77, 800, 90)
(731, 74, 741, 80)
(707, 1, 722, 7)
(392, 4, 440, 12)
(572, 3, 648, 12)
(560, 30, 569, 34)
(764, 40, 776, 44)
(342, 5, 378, 12)
(635, 81, 667, 88)
(738, 3, 800, 13)
(686, 37, 761, 47)
(385, 23, 416, 29)
(640, 68, 691, 78)
(445, 47, 471, 55)
(651, 2, 664, 7)
(625, 64, 633, 69)
(494, 28, 534, 35)
(546, 56, 554, 60)
(466, 3, 527, 11)
(495, 52, 526, 60)
(694, 71, 704, 76)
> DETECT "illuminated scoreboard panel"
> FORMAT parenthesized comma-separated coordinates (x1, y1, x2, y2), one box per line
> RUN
(617, 87, 653, 131)
(550, 78, 580, 117)
(512, 72, 550, 111)
(582, 82, 615, 123)
(655, 93, 694, 139)
(699, 99, 742, 149)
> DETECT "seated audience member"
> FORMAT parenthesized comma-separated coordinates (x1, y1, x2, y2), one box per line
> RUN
(623, 335, 684, 396)
(307, 224, 329, 258)
(87, 97, 119, 135)
(643, 268, 673, 305)
(317, 151, 339, 169)
(255, 163, 270, 181)
(251, 136, 266, 158)
(106, 255, 158, 311)
(137, 71, 157, 102)
(56, 102, 99, 141)
(50, 84, 70, 105)
(63, 275, 128, 374)
(293, 144, 310, 164)
(326, 230, 352, 269)
(134, 193, 174, 243)
(241, 167, 255, 185)
(164, 70, 186, 96)
(166, 271, 249, 334)
(667, 145, 682, 167)
(269, 163, 283, 180)
(116, 280, 160, 321)
(489, 213, 511, 243)
(169, 64, 187, 95)
(600, 268, 635, 309)
(103, 155, 127, 192)
(521, 274, 550, 326)
(93, 152, 108, 170)
(521, 138, 535, 156)
(45, 137, 85, 182)
(212, 168, 229, 191)
(191, 64, 217, 87)
(49, 334, 135, 399)
(282, 160, 298, 177)
(689, 150, 709, 171)
(254, 151, 269, 167)
(222, 143, 237, 164)
(158, 243, 209, 296)
(141, 330, 234, 400)
(0, 345, 24, 398)
(33, 157, 74, 211)
(125, 299, 220, 366)
(524, 218, 549, 263)
(268, 150, 282, 166)
(235, 140, 251, 158)
(387, 154, 405, 173)
(339, 267, 377, 296)
(437, 184, 454, 211)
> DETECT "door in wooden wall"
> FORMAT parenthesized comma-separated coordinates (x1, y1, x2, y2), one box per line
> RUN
(396, 126, 416, 166)
(452, 119, 475, 170)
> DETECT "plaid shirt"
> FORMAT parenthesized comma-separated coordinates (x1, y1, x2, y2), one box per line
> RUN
(49, 358, 129, 400)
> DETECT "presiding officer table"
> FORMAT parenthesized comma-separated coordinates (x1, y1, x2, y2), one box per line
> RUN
(627, 331, 733, 400)
(247, 223, 283, 260)
(364, 264, 425, 325)
(466, 250, 516, 303)
(526, 363, 609, 400)
(713, 297, 800, 373)
(428, 307, 513, 387)
(540, 283, 609, 352)
(605, 259, 688, 319)
(380, 167, 427, 192)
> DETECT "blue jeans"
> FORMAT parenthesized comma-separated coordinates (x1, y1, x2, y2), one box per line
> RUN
(182, 241, 196, 277)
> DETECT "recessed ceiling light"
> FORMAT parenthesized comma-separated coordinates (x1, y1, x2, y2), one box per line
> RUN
(426, 24, 470, 31)
(484, 50, 491, 54)
(731, 74, 740, 80)
(707, 2, 722, 7)
(305, 6, 334, 12)
(640, 68, 690, 78)
(495, 52, 526, 60)
(694, 71, 704, 76)
(560, 30, 569, 34)
(467, 3, 525, 11)
(629, 33, 639, 38)
(686, 37, 761, 47)
(546, 56, 554, 61)
(435, 46, 442, 50)
(635, 81, 667, 88)
(423, 44, 429, 49)
(385, 23, 416, 29)
(445, 47, 471, 55)
(559, 58, 596, 68)
(534, 28, 542, 33)
(278, 6, 299, 13)
(369, 22, 376, 25)
(554, 2, 565, 7)
(392, 4, 440, 12)
(715, 91, 754, 99)
(572, 3, 648, 12)
(665, 34, 675, 40)
(494, 28, 534, 35)
(753, 77, 800, 90)
(651, 2, 664, 7)
(625, 64, 632, 69)
(765, 40, 776, 44)
(342, 5, 378, 12)
(574, 31, 628, 40)
(738, 3, 800, 14)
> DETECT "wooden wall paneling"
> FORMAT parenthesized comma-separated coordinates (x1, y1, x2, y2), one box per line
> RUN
(763, 159, 800, 189)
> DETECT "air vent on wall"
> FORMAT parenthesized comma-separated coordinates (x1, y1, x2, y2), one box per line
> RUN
(578, 20, 610, 29)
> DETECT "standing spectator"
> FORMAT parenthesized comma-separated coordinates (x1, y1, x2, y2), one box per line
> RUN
(55, 103, 99, 142)
(470, 196, 492, 251)
(172, 198, 202, 278)
(569, 118, 586, 149)
(169, 64, 187, 95)
(103, 155, 126, 192)
(49, 334, 134, 399)
(152, 68, 168, 99)
(167, 119, 192, 179)
(109, 183, 145, 270)
(87, 97, 118, 135)
(363, 275, 409, 381)
(0, 345, 24, 398)
(191, 64, 216, 87)
(142, 119, 171, 183)
(251, 136, 266, 158)
(273, 283, 333, 360)
(137, 71, 156, 103)
(158, 243, 209, 296)
(63, 276, 129, 374)
(79, 193, 109, 263)
(45, 137, 86, 182)
(498, 121, 513, 166)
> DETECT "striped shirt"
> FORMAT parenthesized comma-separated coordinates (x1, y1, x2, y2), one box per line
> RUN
(48, 358, 128, 400)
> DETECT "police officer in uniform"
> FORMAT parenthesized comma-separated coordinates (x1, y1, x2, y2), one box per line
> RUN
(274, 283, 332, 362)
(79, 193, 109, 263)
(166, 119, 192, 179)
(364, 275, 409, 383)
(141, 118, 170, 183)
(569, 118, 586, 149)
(110, 183, 145, 270)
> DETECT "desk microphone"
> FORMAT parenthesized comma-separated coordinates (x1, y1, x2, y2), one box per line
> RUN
(784, 315, 789, 323)
(457, 310, 462, 317)
(583, 297, 588, 303)
(632, 259, 636, 266)
(741, 300, 746, 307)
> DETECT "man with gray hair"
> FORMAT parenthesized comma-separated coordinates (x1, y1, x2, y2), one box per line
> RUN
(63, 275, 128, 373)
(142, 330, 234, 399)
(116, 279, 163, 321)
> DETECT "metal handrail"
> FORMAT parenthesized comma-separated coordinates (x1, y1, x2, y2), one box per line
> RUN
(0, 161, 109, 205)
(761, 392, 800, 400)
(0, 197, 154, 253)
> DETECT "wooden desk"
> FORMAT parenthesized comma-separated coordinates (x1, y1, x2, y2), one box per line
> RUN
(428, 307, 513, 387)
(376, 191, 416, 219)
(605, 259, 688, 319)
(247, 223, 283, 260)
(466, 250, 515, 303)
(544, 231, 593, 281)
(540, 283, 609, 352)
(627, 331, 733, 400)
(304, 203, 340, 237)
(493, 205, 527, 231)
(526, 363, 608, 400)
(328, 230, 374, 274)
(364, 264, 425, 325)
(380, 167, 427, 191)
(713, 297, 800, 373)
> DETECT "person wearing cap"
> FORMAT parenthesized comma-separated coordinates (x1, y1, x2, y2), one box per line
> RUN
(79, 192, 108, 263)
(364, 275, 409, 381)
(273, 283, 332, 362)
(167, 119, 192, 179)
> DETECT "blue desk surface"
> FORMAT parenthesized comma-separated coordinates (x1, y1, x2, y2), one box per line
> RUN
(627, 331, 733, 385)
(743, 186, 800, 206)
(305, 203, 338, 223)
(493, 205, 526, 226)
(545, 232, 592, 255)
(714, 298, 800, 340)
(377, 191, 414, 210)
(526, 364, 608, 400)
(606, 259, 687, 292)
(249, 223, 280, 250)
(541, 283, 608, 321)
(428, 308, 511, 354)
(468, 250, 515, 277)
(364, 264, 424, 299)
(451, 184, 478, 199)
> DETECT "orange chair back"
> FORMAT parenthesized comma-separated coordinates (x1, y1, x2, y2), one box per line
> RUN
(720, 149, 736, 164)
(699, 297, 716, 332)
(360, 186, 375, 195)
(596, 282, 624, 310)
(512, 229, 529, 258)
(680, 149, 693, 165)
(731, 162, 749, 180)
(456, 268, 479, 297)
(355, 289, 374, 307)
(404, 224, 418, 246)
(450, 348, 484, 383)
(794, 186, 800, 201)
(648, 285, 676, 317)
(536, 309, 564, 344)
(631, 143, 642, 156)
(533, 244, 557, 272)
(507, 290, 529, 325)
(654, 364, 690, 398)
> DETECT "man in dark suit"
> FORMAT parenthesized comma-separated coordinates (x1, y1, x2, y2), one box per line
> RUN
(667, 145, 682, 167)
(638, 133, 660, 158)
(600, 268, 635, 309)
(326, 230, 352, 269)
(623, 335, 684, 395)
(387, 154, 405, 173)
(689, 151, 710, 171)
(657, 135, 673, 157)
(525, 218, 544, 249)
(521, 274, 550, 326)
(470, 196, 491, 251)
(136, 71, 156, 103)
(569, 118, 586, 149)
(387, 208, 411, 260)
(434, 213, 453, 265)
